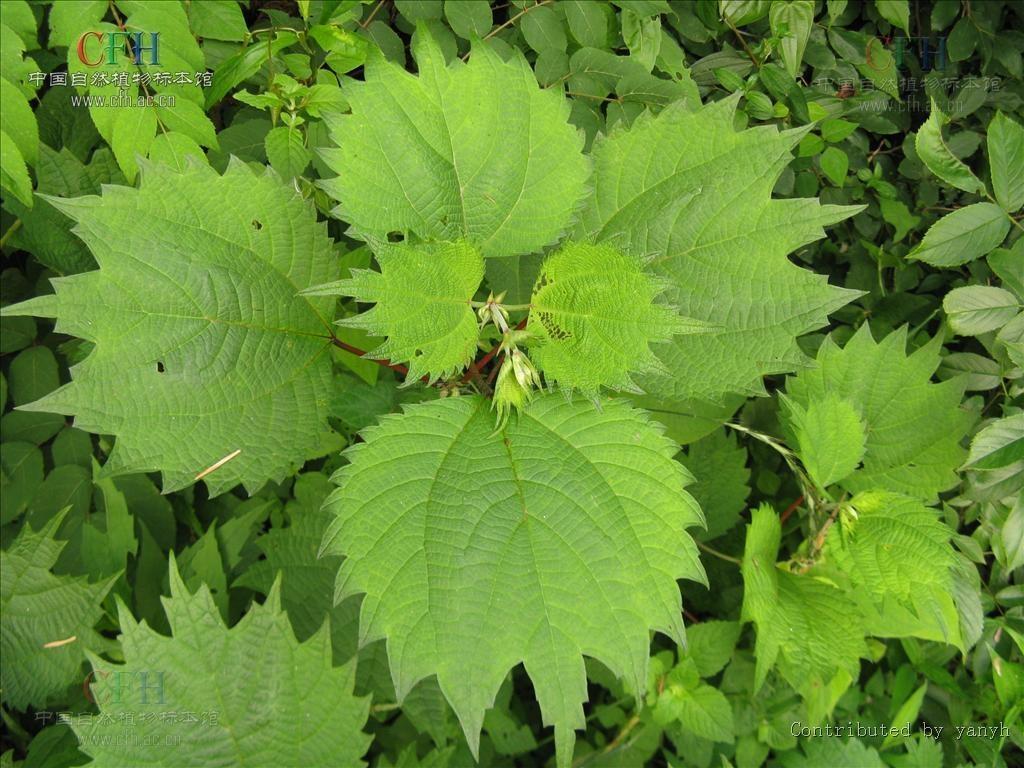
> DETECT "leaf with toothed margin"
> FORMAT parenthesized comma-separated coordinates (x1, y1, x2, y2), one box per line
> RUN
(321, 393, 706, 767)
(741, 504, 866, 697)
(527, 241, 708, 396)
(782, 324, 972, 502)
(318, 28, 590, 258)
(0, 159, 338, 496)
(577, 95, 865, 403)
(1, 509, 117, 710)
(71, 556, 372, 768)
(304, 240, 485, 383)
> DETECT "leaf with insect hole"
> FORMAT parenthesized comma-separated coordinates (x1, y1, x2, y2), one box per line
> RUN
(1, 159, 339, 495)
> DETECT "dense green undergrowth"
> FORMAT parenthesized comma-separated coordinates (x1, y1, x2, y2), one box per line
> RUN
(0, 1, 1022, 767)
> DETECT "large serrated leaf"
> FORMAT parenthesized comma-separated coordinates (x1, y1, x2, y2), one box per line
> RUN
(784, 324, 972, 501)
(320, 30, 589, 257)
(322, 393, 706, 766)
(73, 557, 372, 767)
(1, 160, 339, 495)
(1, 510, 116, 710)
(578, 95, 863, 402)
(741, 505, 866, 696)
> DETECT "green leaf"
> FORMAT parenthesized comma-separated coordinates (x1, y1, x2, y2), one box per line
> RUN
(395, 0, 443, 21)
(322, 394, 706, 766)
(264, 125, 312, 179)
(81, 476, 138, 580)
(147, 131, 208, 172)
(443, 0, 492, 39)
(857, 36, 900, 99)
(997, 313, 1024, 371)
(26, 466, 91, 531)
(879, 197, 921, 243)
(528, 242, 701, 395)
(769, 1, 815, 77)
(989, 241, 1024, 299)
(579, 95, 862, 402)
(154, 99, 219, 149)
(827, 492, 964, 649)
(312, 25, 370, 75)
(683, 429, 750, 540)
(234, 472, 359, 658)
(820, 145, 849, 186)
(834, 492, 957, 606)
(681, 620, 742, 677)
(820, 118, 858, 143)
(943, 286, 1021, 336)
(621, 9, 661, 71)
(486, 253, 543, 305)
(784, 325, 971, 501)
(4, 144, 98, 273)
(783, 392, 866, 489)
(1, 2, 34, 50)
(308, 240, 484, 383)
(883, 682, 928, 750)
(520, 5, 568, 52)
(8, 347, 59, 407)
(1, 510, 116, 710)
(663, 682, 734, 743)
(988, 111, 1024, 212)
(187, 0, 248, 42)
(320, 30, 588, 258)
(564, 0, 611, 47)
(119, 1, 204, 75)
(0, 76, 37, 166)
(109, 104, 158, 184)
(721, 0, 770, 26)
(915, 101, 987, 195)
(938, 351, 1001, 392)
(205, 31, 299, 108)
(0, 129, 32, 207)
(947, 17, 978, 62)
(741, 504, 866, 694)
(47, 0, 108, 48)
(0, 442, 42, 523)
(1, 160, 339, 495)
(874, 0, 910, 32)
(792, 737, 887, 767)
(964, 414, 1024, 471)
(909, 203, 1010, 268)
(72, 558, 372, 767)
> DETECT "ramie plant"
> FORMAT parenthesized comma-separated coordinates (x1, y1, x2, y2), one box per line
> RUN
(3, 24, 999, 768)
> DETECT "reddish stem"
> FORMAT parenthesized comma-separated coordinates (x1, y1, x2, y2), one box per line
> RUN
(780, 494, 805, 524)
(330, 337, 409, 376)
(463, 316, 530, 385)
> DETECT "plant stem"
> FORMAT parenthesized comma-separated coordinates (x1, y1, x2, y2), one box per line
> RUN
(571, 714, 641, 767)
(725, 18, 758, 67)
(463, 0, 554, 60)
(697, 540, 742, 565)
(780, 494, 805, 523)
(329, 336, 410, 376)
(360, 0, 387, 28)
(724, 421, 819, 516)
(0, 219, 22, 249)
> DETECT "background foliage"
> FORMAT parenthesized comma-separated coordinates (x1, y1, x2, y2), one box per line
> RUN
(1, 1, 1022, 767)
